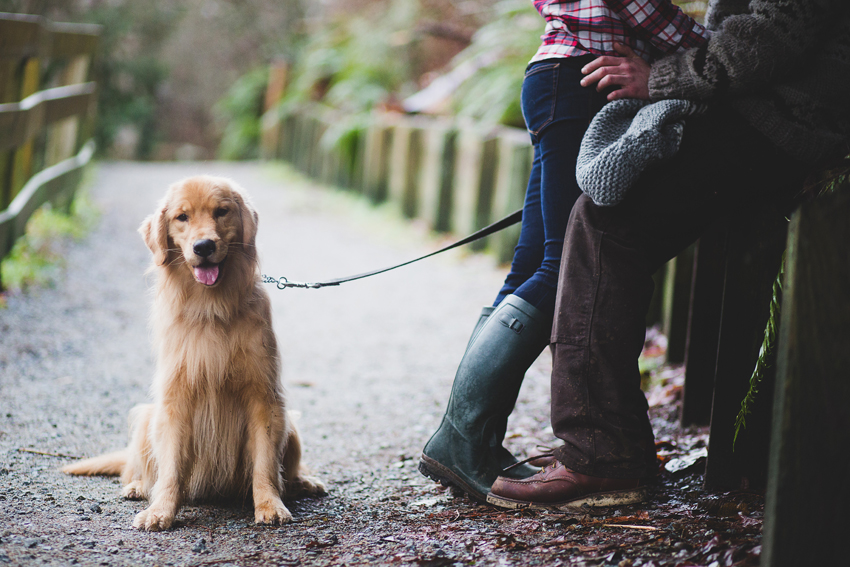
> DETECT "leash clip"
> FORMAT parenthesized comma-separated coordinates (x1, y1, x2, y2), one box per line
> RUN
(262, 275, 322, 290)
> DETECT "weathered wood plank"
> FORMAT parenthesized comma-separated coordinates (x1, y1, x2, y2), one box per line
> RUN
(387, 122, 423, 218)
(662, 244, 695, 364)
(490, 130, 531, 263)
(0, 14, 43, 59)
(361, 121, 394, 204)
(0, 140, 95, 260)
(49, 23, 102, 58)
(703, 209, 788, 491)
(0, 16, 100, 61)
(0, 82, 97, 151)
(451, 127, 484, 237)
(471, 136, 499, 252)
(416, 121, 455, 231)
(681, 225, 727, 426)
(762, 188, 850, 567)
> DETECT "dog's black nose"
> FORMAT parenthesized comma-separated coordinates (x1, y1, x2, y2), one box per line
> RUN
(193, 239, 216, 258)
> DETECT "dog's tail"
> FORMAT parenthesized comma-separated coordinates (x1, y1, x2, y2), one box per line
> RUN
(62, 449, 128, 476)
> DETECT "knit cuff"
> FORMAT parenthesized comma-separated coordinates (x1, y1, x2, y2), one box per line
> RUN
(648, 55, 693, 102)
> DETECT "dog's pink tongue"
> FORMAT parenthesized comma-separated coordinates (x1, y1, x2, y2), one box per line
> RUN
(193, 265, 219, 286)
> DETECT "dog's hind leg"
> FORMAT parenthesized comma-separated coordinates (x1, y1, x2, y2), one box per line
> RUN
(281, 415, 326, 498)
(62, 406, 155, 478)
(121, 404, 155, 500)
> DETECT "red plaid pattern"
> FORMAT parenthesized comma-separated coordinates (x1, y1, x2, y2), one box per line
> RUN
(531, 0, 708, 63)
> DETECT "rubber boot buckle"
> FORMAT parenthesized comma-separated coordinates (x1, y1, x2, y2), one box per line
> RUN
(500, 314, 524, 334)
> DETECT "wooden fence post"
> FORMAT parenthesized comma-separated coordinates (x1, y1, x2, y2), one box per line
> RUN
(451, 125, 486, 239)
(662, 244, 696, 364)
(681, 224, 728, 426)
(416, 121, 456, 232)
(387, 121, 424, 219)
(360, 119, 395, 204)
(703, 209, 788, 491)
(490, 130, 531, 263)
(762, 188, 850, 567)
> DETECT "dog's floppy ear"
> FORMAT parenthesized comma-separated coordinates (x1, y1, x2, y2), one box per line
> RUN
(232, 189, 258, 261)
(139, 205, 169, 266)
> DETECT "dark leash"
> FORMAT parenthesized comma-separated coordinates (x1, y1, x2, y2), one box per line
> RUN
(262, 209, 523, 290)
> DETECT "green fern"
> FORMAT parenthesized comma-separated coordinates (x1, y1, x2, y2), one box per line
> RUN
(733, 252, 784, 450)
(732, 152, 849, 450)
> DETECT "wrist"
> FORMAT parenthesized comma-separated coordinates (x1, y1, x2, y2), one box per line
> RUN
(648, 55, 686, 101)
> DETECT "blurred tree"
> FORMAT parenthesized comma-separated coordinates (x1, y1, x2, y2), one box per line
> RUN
(446, 0, 540, 127)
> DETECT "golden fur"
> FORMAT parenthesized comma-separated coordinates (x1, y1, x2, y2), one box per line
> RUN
(63, 175, 324, 531)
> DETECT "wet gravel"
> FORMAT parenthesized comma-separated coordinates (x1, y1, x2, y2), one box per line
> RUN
(0, 162, 764, 566)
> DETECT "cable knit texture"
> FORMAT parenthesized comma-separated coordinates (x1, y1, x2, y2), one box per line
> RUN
(576, 99, 704, 206)
(648, 0, 850, 164)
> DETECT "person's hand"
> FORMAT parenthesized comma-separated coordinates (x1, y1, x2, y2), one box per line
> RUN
(580, 42, 651, 101)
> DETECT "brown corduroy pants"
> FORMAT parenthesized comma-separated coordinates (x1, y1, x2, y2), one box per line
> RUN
(549, 104, 810, 479)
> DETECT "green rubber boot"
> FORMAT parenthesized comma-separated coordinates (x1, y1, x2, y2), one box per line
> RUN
(419, 294, 551, 502)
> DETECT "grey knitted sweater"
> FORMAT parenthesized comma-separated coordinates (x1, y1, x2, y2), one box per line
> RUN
(648, 0, 850, 164)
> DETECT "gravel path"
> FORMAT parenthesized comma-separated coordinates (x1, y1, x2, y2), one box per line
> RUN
(0, 161, 555, 566)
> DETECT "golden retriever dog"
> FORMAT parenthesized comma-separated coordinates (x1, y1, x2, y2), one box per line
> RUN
(63, 175, 325, 531)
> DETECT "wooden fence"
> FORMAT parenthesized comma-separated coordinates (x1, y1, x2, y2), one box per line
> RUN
(261, 105, 533, 265)
(0, 12, 100, 287)
(260, 101, 692, 358)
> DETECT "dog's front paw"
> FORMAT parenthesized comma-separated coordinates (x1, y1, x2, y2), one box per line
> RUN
(133, 506, 175, 531)
(254, 499, 292, 525)
(122, 481, 145, 500)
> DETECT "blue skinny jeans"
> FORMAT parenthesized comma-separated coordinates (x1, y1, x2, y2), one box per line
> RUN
(494, 56, 607, 315)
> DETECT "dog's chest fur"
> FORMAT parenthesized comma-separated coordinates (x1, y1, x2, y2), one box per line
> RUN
(149, 290, 284, 498)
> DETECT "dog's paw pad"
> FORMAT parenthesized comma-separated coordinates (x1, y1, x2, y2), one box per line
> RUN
(254, 500, 292, 525)
(122, 482, 144, 500)
(133, 507, 174, 531)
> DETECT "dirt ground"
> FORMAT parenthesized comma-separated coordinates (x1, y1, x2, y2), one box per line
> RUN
(0, 162, 764, 566)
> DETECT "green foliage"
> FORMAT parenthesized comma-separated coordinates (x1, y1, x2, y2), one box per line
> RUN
(215, 68, 269, 160)
(733, 253, 784, 450)
(804, 153, 850, 197)
(1, 186, 99, 293)
(266, 0, 419, 151)
(451, 0, 542, 127)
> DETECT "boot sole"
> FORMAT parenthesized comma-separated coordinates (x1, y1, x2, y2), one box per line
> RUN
(418, 454, 488, 504)
(486, 486, 648, 511)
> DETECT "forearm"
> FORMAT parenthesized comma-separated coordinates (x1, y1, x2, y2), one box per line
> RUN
(648, 0, 837, 101)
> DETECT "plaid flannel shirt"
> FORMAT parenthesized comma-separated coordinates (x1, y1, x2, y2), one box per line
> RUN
(531, 0, 708, 63)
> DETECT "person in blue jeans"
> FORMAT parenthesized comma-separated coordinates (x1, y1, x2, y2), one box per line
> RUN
(419, 0, 708, 502)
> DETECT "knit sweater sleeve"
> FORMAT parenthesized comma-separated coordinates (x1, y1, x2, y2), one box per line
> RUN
(703, 0, 750, 31)
(648, 0, 840, 102)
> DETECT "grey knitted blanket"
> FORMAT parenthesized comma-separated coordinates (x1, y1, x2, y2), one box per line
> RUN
(576, 99, 705, 206)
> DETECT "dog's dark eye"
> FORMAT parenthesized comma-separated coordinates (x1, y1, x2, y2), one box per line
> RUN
(176, 213, 188, 222)
(214, 208, 229, 218)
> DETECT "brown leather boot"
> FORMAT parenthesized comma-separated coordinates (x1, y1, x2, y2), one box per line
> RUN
(486, 457, 648, 511)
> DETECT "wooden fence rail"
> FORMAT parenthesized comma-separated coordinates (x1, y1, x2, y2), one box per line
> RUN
(0, 12, 100, 287)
